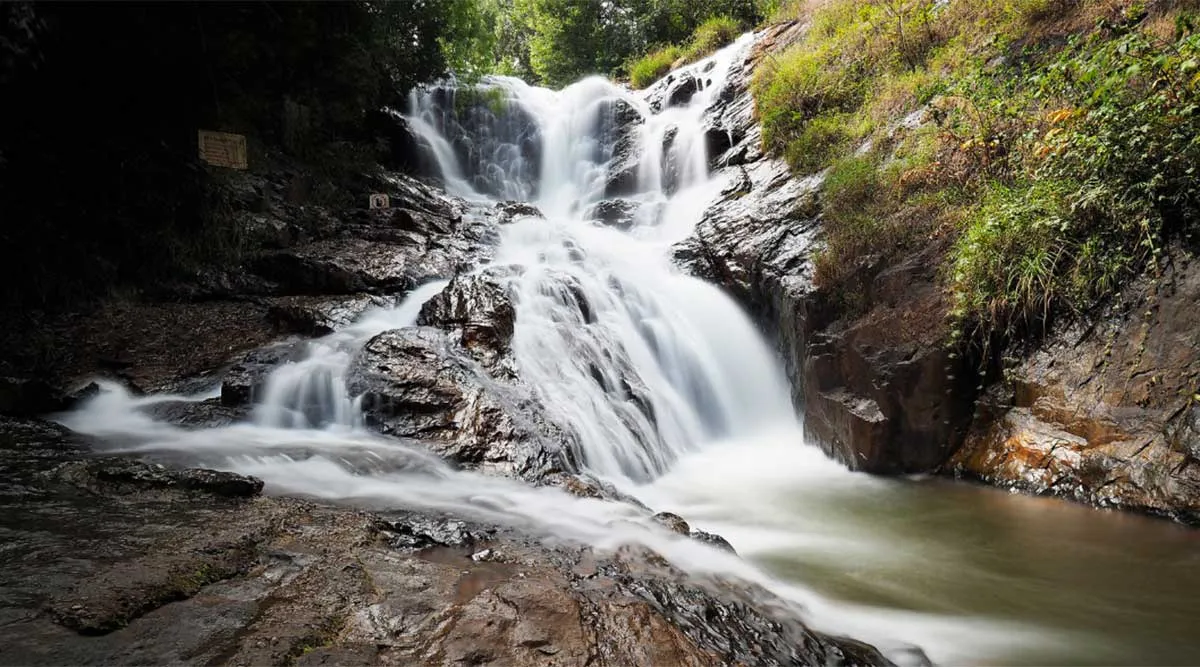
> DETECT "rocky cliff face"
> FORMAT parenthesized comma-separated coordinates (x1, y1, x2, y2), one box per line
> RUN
(670, 21, 1200, 520)
(947, 254, 1200, 523)
(674, 22, 978, 475)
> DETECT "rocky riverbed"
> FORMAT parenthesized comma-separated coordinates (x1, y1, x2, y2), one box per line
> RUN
(0, 419, 887, 666)
(0, 89, 893, 664)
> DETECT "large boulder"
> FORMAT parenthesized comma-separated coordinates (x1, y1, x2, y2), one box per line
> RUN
(250, 174, 499, 297)
(586, 199, 643, 231)
(346, 327, 564, 479)
(417, 268, 518, 372)
(665, 72, 700, 109)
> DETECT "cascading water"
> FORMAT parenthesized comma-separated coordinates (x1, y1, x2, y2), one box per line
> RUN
(61, 33, 1132, 666)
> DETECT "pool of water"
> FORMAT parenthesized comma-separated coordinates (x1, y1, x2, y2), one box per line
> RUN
(639, 438, 1200, 665)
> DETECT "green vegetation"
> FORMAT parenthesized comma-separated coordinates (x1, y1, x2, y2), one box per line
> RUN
(754, 0, 1200, 351)
(477, 0, 768, 88)
(630, 46, 685, 89)
(628, 15, 745, 89)
(684, 15, 744, 61)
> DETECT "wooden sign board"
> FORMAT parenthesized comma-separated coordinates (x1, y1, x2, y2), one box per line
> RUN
(198, 130, 248, 169)
(369, 193, 390, 210)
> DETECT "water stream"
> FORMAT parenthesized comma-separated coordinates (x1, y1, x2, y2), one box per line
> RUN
(62, 35, 1200, 666)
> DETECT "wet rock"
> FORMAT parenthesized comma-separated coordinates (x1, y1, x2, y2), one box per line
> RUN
(703, 124, 737, 166)
(691, 530, 736, 554)
(0, 418, 91, 497)
(665, 72, 700, 108)
(947, 255, 1200, 522)
(587, 198, 641, 231)
(801, 248, 977, 473)
(602, 100, 646, 198)
(375, 514, 494, 550)
(250, 174, 498, 297)
(251, 237, 436, 295)
(661, 125, 683, 195)
(673, 27, 973, 474)
(542, 471, 651, 510)
(367, 107, 427, 173)
(141, 397, 248, 429)
(347, 327, 564, 478)
(49, 527, 266, 635)
(417, 269, 518, 370)
(651, 511, 690, 535)
(266, 294, 387, 337)
(495, 200, 544, 224)
(220, 339, 310, 407)
(0, 425, 889, 667)
(47, 457, 264, 498)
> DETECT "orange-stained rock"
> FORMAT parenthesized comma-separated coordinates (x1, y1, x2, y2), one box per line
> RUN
(948, 254, 1200, 522)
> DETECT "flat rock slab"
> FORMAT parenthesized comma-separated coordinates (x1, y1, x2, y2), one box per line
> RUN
(0, 417, 893, 667)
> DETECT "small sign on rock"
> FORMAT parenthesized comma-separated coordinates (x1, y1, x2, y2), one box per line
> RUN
(369, 193, 390, 210)
(197, 130, 248, 169)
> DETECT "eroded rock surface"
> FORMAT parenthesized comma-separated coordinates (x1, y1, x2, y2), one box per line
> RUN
(418, 268, 519, 372)
(347, 327, 565, 478)
(947, 256, 1200, 522)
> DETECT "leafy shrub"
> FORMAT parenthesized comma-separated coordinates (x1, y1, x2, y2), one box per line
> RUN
(948, 181, 1073, 338)
(813, 154, 926, 295)
(946, 16, 1200, 343)
(753, 45, 866, 170)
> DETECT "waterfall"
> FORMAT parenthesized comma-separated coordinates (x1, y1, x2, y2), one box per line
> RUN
(393, 34, 798, 483)
(60, 33, 1032, 665)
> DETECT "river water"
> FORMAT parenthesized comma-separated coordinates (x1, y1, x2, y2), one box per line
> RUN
(62, 33, 1200, 666)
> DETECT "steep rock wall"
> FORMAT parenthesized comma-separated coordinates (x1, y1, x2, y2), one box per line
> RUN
(675, 23, 977, 474)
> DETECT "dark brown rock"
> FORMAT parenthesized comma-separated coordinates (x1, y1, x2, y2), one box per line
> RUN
(220, 340, 309, 407)
(417, 268, 518, 371)
(141, 397, 248, 429)
(266, 294, 388, 337)
(0, 428, 891, 667)
(46, 457, 264, 499)
(346, 327, 566, 478)
(587, 199, 643, 231)
(673, 25, 974, 474)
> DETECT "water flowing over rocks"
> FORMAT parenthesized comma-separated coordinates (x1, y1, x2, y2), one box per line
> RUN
(0, 417, 888, 666)
(673, 19, 1200, 518)
(0, 26, 944, 666)
(673, 21, 976, 474)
